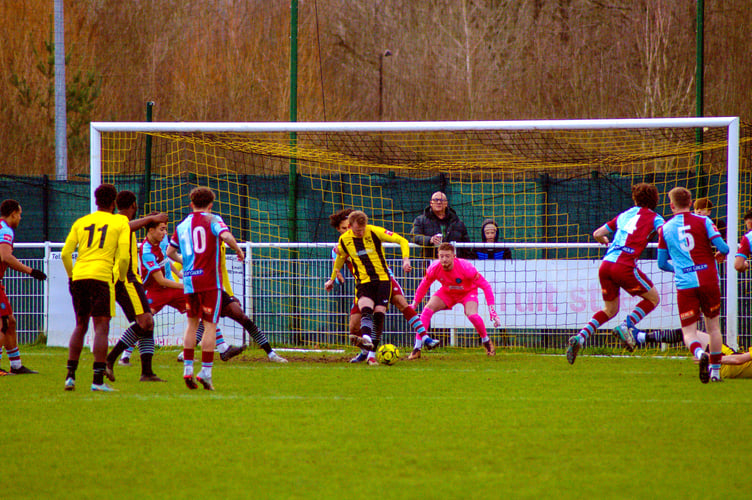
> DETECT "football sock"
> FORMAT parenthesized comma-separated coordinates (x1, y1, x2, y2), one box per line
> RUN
(183, 349, 195, 377)
(578, 310, 610, 343)
(468, 313, 487, 338)
(93, 361, 106, 385)
(413, 337, 423, 350)
(66, 359, 78, 380)
(626, 300, 655, 329)
(635, 330, 647, 346)
(646, 328, 684, 344)
(360, 307, 374, 341)
(241, 317, 272, 353)
(108, 324, 145, 363)
(6, 347, 22, 369)
(372, 311, 385, 350)
(139, 335, 155, 375)
(201, 350, 214, 378)
(480, 335, 490, 343)
(122, 346, 135, 359)
(710, 352, 722, 379)
(689, 341, 704, 360)
(216, 329, 228, 354)
(195, 322, 205, 345)
(403, 306, 427, 337)
(419, 308, 435, 333)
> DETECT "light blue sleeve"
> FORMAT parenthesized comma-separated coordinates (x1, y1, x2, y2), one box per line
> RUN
(657, 248, 674, 273)
(706, 218, 729, 255)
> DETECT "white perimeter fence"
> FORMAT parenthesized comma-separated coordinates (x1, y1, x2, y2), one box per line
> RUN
(6, 242, 750, 351)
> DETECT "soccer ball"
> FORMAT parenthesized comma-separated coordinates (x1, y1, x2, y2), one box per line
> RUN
(376, 344, 400, 365)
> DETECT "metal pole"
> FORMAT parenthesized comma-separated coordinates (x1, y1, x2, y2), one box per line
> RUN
(54, 0, 67, 180)
(288, 0, 299, 244)
(694, 0, 705, 197)
(143, 102, 154, 215)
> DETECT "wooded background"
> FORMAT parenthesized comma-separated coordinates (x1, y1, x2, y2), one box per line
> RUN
(2, 0, 750, 177)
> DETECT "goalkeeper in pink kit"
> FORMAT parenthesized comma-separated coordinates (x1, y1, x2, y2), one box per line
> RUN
(411, 242, 501, 356)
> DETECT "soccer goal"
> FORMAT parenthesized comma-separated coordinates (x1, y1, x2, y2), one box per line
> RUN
(89, 118, 747, 351)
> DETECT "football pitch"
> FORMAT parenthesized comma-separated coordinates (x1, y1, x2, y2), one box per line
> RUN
(6, 346, 752, 500)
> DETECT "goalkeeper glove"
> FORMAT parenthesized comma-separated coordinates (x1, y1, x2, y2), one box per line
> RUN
(489, 306, 500, 327)
(30, 268, 47, 281)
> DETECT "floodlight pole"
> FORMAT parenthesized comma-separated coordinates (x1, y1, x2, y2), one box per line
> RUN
(54, 0, 67, 180)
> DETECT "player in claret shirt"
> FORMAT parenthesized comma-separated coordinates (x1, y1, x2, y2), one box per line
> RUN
(167, 187, 245, 391)
(658, 186, 729, 383)
(411, 242, 500, 357)
(566, 183, 665, 365)
(0, 199, 47, 375)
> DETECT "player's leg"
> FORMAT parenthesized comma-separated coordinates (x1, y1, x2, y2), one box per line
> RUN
(221, 295, 273, 361)
(702, 287, 724, 382)
(614, 269, 658, 351)
(2, 313, 37, 374)
(90, 315, 117, 392)
(182, 315, 201, 389)
(410, 295, 450, 360)
(195, 290, 222, 390)
(133, 311, 164, 381)
(391, 287, 438, 354)
(463, 298, 494, 356)
(356, 293, 376, 351)
(0, 316, 7, 376)
(568, 264, 619, 364)
(348, 307, 369, 363)
(636, 327, 684, 347)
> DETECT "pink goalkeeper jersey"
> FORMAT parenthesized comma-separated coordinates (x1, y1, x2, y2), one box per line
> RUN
(414, 257, 495, 305)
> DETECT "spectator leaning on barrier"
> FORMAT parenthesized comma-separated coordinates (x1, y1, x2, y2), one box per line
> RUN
(474, 219, 512, 260)
(410, 191, 471, 258)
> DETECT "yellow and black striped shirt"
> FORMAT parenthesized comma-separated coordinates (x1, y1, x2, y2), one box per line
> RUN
(330, 225, 410, 285)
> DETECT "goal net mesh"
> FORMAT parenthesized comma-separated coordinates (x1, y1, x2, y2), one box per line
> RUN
(97, 123, 752, 351)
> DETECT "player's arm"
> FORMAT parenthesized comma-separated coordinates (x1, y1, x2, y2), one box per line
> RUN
(61, 224, 79, 278)
(0, 243, 46, 280)
(129, 212, 168, 232)
(721, 350, 752, 365)
(656, 228, 674, 273)
(331, 247, 346, 283)
(472, 271, 500, 327)
(325, 248, 347, 291)
(374, 226, 412, 272)
(152, 268, 183, 290)
(592, 224, 612, 245)
(219, 231, 245, 262)
(115, 219, 131, 282)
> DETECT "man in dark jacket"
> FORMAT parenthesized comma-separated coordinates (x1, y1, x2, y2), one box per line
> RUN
(411, 191, 471, 258)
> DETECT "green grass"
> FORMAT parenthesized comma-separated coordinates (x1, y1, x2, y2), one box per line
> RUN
(5, 346, 752, 500)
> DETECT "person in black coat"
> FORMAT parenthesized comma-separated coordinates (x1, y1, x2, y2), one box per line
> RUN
(410, 191, 471, 258)
(474, 219, 512, 260)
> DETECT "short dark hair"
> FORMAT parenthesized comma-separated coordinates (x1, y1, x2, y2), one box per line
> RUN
(438, 242, 455, 253)
(632, 183, 659, 210)
(0, 199, 21, 218)
(329, 209, 354, 229)
(743, 209, 752, 221)
(116, 190, 137, 210)
(94, 184, 118, 209)
(669, 187, 692, 209)
(145, 214, 166, 231)
(190, 187, 215, 209)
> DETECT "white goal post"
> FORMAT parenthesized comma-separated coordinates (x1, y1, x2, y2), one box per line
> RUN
(89, 117, 742, 348)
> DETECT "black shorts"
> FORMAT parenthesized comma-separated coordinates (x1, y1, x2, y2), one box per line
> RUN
(71, 279, 114, 318)
(115, 279, 150, 322)
(355, 280, 392, 309)
(220, 291, 240, 317)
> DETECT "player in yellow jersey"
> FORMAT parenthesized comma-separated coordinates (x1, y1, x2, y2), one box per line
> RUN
(61, 184, 131, 392)
(325, 210, 412, 365)
(103, 190, 168, 383)
(691, 330, 752, 379)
